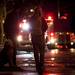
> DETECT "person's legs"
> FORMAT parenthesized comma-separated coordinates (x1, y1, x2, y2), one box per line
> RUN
(31, 35, 45, 75)
(6, 39, 23, 71)
(39, 36, 45, 74)
(34, 49, 40, 72)
(31, 35, 41, 73)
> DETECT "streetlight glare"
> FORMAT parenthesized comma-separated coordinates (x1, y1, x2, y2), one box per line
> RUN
(17, 35, 23, 42)
(21, 22, 30, 31)
(19, 19, 30, 31)
(30, 9, 34, 12)
(48, 16, 52, 20)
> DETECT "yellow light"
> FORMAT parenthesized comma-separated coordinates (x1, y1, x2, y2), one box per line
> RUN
(50, 37, 56, 44)
(70, 48, 75, 53)
(22, 19, 27, 23)
(19, 24, 22, 28)
(55, 42, 58, 46)
(59, 32, 62, 35)
(17, 35, 23, 42)
(71, 42, 74, 45)
(51, 57, 55, 61)
(48, 16, 52, 20)
(51, 49, 59, 54)
(43, 73, 60, 75)
(66, 32, 69, 35)
(30, 9, 34, 12)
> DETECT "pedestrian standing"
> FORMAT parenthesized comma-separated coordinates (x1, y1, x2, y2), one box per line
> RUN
(3, 1, 23, 71)
(0, 40, 15, 68)
(29, 6, 48, 75)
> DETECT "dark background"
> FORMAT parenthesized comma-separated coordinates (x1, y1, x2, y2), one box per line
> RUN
(0, 0, 75, 32)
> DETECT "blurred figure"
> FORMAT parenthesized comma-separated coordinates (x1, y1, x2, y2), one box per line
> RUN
(3, 9, 18, 69)
(3, 2, 23, 71)
(29, 6, 48, 75)
(0, 40, 15, 67)
(41, 17, 48, 43)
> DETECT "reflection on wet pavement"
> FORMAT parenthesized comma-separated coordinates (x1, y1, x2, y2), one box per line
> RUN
(0, 50, 75, 75)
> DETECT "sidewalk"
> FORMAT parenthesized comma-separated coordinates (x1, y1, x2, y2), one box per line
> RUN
(0, 72, 38, 75)
(0, 66, 39, 75)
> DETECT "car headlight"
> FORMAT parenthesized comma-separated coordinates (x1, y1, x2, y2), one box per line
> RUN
(17, 35, 23, 42)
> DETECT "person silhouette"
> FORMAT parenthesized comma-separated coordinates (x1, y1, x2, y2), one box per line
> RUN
(3, 2, 23, 71)
(29, 6, 48, 75)
(0, 40, 15, 68)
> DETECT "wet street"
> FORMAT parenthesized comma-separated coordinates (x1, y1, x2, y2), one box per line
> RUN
(0, 48, 75, 75)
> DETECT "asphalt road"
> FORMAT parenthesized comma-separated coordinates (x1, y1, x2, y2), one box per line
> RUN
(0, 48, 75, 75)
(16, 48, 75, 74)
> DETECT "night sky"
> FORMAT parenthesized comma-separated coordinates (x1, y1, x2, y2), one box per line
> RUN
(1, 0, 75, 38)
(41, 0, 75, 32)
(16, 0, 75, 32)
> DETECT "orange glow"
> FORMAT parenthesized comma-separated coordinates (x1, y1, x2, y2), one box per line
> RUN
(48, 16, 52, 20)
(43, 73, 61, 75)
(51, 57, 55, 61)
(61, 16, 67, 20)
(22, 19, 27, 23)
(19, 24, 22, 28)
(47, 16, 53, 21)
(57, 45, 63, 48)
(51, 49, 59, 54)
(17, 35, 23, 42)
(45, 16, 53, 21)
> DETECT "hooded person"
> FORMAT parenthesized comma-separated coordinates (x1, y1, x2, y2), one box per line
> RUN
(29, 6, 48, 75)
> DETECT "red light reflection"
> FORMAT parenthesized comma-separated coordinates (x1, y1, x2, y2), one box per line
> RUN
(43, 73, 61, 75)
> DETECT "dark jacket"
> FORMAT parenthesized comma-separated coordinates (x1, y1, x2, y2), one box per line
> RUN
(41, 17, 48, 33)
(4, 9, 19, 40)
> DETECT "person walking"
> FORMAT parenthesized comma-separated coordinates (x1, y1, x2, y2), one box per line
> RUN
(29, 6, 48, 75)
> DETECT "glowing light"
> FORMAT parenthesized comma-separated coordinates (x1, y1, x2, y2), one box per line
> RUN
(23, 63, 29, 66)
(19, 19, 30, 31)
(17, 35, 23, 42)
(30, 9, 34, 12)
(19, 24, 22, 28)
(61, 16, 67, 20)
(29, 34, 31, 41)
(2, 20, 5, 24)
(21, 22, 30, 31)
(47, 41, 51, 44)
(43, 73, 59, 75)
(16, 53, 34, 58)
(50, 32, 54, 36)
(50, 37, 56, 44)
(51, 49, 59, 54)
(51, 57, 55, 61)
(70, 48, 75, 53)
(50, 22, 54, 25)
(46, 37, 57, 44)
(59, 32, 62, 35)
(55, 42, 58, 45)
(20, 30, 23, 33)
(45, 16, 53, 21)
(48, 16, 52, 21)
(66, 32, 69, 35)
(71, 42, 74, 45)
(22, 19, 27, 23)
